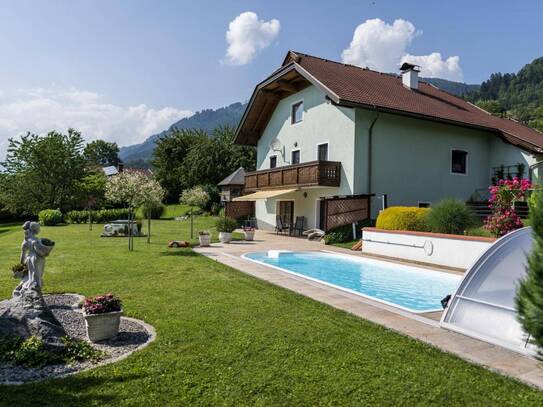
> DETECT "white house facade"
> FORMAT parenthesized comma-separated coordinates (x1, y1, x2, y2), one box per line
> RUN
(232, 51, 543, 232)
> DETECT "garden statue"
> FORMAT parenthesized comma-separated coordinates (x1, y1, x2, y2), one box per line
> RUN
(0, 221, 65, 349)
(13, 221, 55, 297)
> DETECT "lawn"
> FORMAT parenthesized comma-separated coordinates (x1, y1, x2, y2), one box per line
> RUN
(1, 219, 542, 406)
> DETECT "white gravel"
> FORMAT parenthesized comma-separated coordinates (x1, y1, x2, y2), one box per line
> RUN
(0, 294, 156, 385)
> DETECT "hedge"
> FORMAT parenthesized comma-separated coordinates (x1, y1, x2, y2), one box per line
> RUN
(376, 206, 430, 232)
(38, 209, 63, 226)
(65, 208, 132, 224)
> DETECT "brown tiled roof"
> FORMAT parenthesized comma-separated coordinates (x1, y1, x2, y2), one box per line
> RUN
(235, 51, 543, 152)
(289, 51, 543, 152)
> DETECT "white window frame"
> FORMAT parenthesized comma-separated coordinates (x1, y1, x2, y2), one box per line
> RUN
(290, 148, 301, 165)
(451, 149, 468, 176)
(316, 142, 329, 161)
(291, 99, 304, 125)
(269, 154, 278, 169)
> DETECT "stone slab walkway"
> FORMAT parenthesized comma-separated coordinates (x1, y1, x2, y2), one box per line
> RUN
(194, 231, 543, 390)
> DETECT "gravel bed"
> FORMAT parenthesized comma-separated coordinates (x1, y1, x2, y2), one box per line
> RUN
(0, 294, 155, 385)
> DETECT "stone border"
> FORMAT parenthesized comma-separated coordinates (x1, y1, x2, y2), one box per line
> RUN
(1, 294, 157, 386)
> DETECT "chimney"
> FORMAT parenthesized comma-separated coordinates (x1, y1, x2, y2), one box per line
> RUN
(400, 62, 420, 90)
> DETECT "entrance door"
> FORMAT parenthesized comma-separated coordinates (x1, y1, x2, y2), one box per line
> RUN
(278, 201, 294, 227)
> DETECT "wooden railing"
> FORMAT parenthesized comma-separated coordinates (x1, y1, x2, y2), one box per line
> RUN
(245, 161, 341, 191)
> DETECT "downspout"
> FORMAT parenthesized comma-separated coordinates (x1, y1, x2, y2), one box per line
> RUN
(367, 113, 379, 194)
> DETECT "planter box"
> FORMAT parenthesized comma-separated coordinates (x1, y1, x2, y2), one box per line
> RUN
(361, 228, 496, 269)
(219, 232, 232, 243)
(244, 231, 255, 241)
(199, 234, 211, 247)
(84, 310, 123, 342)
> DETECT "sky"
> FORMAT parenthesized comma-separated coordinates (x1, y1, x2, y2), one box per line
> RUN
(0, 0, 542, 158)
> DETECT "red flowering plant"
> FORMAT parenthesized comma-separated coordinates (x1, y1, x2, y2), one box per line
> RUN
(485, 177, 531, 237)
(83, 293, 122, 315)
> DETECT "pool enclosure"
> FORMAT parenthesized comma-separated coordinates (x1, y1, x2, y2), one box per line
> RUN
(441, 227, 536, 355)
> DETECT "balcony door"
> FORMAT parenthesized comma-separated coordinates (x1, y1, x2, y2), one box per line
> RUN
(278, 201, 294, 226)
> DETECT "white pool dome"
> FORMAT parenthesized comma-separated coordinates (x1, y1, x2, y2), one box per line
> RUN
(440, 227, 536, 355)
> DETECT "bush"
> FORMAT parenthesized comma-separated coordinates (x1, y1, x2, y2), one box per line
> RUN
(376, 207, 430, 232)
(426, 199, 475, 235)
(38, 209, 63, 226)
(65, 208, 131, 224)
(323, 219, 373, 245)
(138, 203, 165, 219)
(215, 216, 238, 233)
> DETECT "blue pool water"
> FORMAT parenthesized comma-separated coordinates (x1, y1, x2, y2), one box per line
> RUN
(244, 251, 461, 313)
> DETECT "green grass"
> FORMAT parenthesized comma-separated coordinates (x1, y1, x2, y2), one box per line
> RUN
(1, 220, 542, 405)
(329, 239, 359, 249)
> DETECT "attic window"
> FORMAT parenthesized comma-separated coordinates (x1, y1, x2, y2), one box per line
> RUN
(291, 101, 304, 124)
(451, 150, 468, 175)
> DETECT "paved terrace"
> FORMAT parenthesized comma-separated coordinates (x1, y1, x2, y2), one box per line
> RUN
(194, 230, 543, 390)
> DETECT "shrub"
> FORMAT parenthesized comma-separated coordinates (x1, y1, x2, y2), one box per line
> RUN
(38, 209, 63, 226)
(376, 207, 430, 232)
(485, 178, 531, 237)
(10, 336, 58, 367)
(65, 208, 131, 224)
(323, 219, 373, 245)
(215, 216, 238, 233)
(426, 199, 475, 234)
(61, 337, 104, 363)
(138, 202, 165, 219)
(83, 293, 122, 315)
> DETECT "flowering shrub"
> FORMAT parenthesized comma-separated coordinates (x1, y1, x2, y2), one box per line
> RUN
(83, 293, 122, 315)
(485, 177, 531, 237)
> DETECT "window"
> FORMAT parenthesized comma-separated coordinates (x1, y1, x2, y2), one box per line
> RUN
(291, 101, 304, 124)
(291, 149, 300, 165)
(269, 155, 277, 169)
(317, 143, 328, 161)
(451, 150, 468, 174)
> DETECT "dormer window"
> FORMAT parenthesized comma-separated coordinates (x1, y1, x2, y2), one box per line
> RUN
(291, 101, 304, 124)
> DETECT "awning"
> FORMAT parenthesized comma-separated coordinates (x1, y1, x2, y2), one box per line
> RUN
(232, 189, 296, 201)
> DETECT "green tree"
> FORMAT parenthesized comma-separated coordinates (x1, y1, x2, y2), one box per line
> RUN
(0, 129, 87, 215)
(516, 188, 543, 358)
(84, 140, 121, 167)
(180, 186, 209, 239)
(152, 129, 205, 202)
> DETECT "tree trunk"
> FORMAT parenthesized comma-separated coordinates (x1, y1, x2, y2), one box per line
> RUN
(190, 208, 194, 239)
(147, 208, 151, 244)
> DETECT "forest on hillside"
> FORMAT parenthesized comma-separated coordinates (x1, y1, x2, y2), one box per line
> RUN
(465, 57, 543, 132)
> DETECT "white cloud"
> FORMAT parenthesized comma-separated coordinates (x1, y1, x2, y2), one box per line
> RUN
(0, 86, 192, 160)
(224, 11, 280, 65)
(341, 18, 462, 81)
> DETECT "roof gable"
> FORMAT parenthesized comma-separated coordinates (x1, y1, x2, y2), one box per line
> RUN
(235, 51, 543, 153)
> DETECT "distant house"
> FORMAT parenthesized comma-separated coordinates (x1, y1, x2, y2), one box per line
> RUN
(218, 167, 246, 202)
(232, 51, 543, 231)
(102, 163, 153, 178)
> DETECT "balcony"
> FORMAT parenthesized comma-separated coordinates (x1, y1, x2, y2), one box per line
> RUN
(245, 161, 341, 191)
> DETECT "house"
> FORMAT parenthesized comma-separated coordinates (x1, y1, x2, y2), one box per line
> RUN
(218, 167, 246, 202)
(233, 51, 543, 232)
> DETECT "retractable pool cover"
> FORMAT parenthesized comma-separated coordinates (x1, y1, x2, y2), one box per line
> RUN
(441, 227, 536, 355)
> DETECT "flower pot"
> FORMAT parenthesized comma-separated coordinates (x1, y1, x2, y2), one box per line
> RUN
(244, 230, 255, 241)
(84, 310, 123, 342)
(198, 234, 211, 247)
(219, 232, 232, 243)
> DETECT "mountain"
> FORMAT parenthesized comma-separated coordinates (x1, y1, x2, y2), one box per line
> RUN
(423, 78, 479, 96)
(119, 102, 247, 164)
(120, 78, 479, 166)
(464, 57, 543, 132)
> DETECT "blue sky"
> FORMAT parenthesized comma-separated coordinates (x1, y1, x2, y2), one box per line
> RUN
(0, 0, 541, 154)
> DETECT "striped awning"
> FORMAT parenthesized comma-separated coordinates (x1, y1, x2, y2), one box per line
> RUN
(232, 189, 296, 201)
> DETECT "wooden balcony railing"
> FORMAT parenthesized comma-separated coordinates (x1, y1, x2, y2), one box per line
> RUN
(245, 161, 341, 191)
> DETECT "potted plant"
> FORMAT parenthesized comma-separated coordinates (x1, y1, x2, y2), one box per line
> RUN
(83, 293, 123, 342)
(198, 230, 211, 247)
(215, 216, 238, 243)
(243, 226, 255, 241)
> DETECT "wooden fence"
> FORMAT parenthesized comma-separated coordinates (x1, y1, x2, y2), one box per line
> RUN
(321, 195, 371, 231)
(225, 201, 255, 220)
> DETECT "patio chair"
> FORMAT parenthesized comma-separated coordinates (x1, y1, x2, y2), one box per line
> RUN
(275, 215, 289, 235)
(291, 216, 305, 237)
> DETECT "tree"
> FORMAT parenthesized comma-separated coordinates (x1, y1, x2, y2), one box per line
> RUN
(84, 140, 121, 167)
(517, 188, 543, 358)
(180, 186, 209, 239)
(152, 129, 205, 202)
(0, 129, 87, 215)
(105, 172, 148, 251)
(139, 178, 165, 243)
(76, 171, 108, 230)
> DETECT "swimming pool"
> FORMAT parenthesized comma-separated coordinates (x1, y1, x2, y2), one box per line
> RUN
(243, 251, 461, 313)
